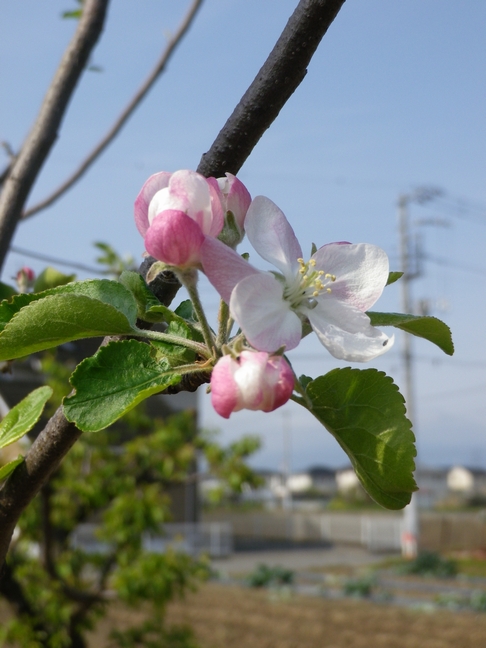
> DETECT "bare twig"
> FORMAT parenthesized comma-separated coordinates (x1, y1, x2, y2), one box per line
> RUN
(197, 0, 346, 177)
(0, 0, 110, 273)
(0, 0, 346, 570)
(22, 0, 204, 221)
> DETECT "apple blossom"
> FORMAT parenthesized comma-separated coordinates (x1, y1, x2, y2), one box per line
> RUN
(210, 350, 294, 419)
(134, 169, 224, 267)
(201, 196, 394, 362)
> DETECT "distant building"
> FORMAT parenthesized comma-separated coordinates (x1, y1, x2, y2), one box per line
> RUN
(447, 466, 486, 497)
(335, 467, 360, 494)
(288, 466, 337, 497)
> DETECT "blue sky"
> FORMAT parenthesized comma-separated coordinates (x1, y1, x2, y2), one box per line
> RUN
(1, 1, 485, 471)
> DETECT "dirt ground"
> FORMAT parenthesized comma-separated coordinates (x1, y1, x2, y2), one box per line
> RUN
(85, 582, 486, 648)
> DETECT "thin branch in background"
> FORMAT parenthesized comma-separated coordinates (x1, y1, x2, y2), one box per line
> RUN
(0, 0, 111, 273)
(10, 244, 107, 275)
(22, 0, 204, 221)
(0, 0, 347, 569)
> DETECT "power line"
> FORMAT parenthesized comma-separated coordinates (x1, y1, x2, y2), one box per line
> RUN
(423, 253, 486, 278)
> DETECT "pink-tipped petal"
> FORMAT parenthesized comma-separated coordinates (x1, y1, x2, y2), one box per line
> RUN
(210, 351, 294, 418)
(210, 355, 239, 418)
(201, 236, 260, 304)
(221, 173, 251, 230)
(134, 171, 172, 236)
(230, 273, 302, 352)
(206, 181, 225, 236)
(245, 196, 303, 277)
(145, 210, 205, 268)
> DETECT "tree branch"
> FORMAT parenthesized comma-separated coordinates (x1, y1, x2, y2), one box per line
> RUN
(0, 0, 110, 273)
(0, 0, 346, 570)
(197, 0, 346, 177)
(0, 408, 82, 578)
(22, 0, 204, 221)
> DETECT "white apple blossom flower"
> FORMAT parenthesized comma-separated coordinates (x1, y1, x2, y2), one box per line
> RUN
(201, 196, 394, 362)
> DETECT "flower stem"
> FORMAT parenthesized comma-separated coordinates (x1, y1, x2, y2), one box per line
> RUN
(216, 298, 230, 347)
(175, 269, 217, 356)
(133, 328, 212, 359)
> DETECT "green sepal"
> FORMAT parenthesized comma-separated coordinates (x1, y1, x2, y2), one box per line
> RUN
(0, 457, 24, 481)
(305, 368, 417, 510)
(0, 280, 139, 360)
(0, 386, 53, 449)
(63, 340, 182, 432)
(367, 311, 454, 355)
(386, 271, 404, 286)
(33, 267, 76, 292)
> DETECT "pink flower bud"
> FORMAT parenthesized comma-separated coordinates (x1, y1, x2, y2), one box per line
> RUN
(16, 266, 35, 293)
(145, 210, 205, 268)
(134, 170, 225, 268)
(210, 351, 294, 419)
(17, 266, 35, 282)
(215, 174, 251, 230)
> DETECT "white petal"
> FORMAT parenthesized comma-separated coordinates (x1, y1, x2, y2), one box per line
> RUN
(306, 298, 394, 362)
(245, 196, 302, 278)
(312, 243, 389, 311)
(230, 273, 302, 352)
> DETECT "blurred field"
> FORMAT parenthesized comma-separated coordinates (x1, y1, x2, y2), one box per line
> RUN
(87, 583, 486, 648)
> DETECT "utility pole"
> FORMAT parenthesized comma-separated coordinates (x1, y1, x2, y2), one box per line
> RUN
(397, 187, 444, 558)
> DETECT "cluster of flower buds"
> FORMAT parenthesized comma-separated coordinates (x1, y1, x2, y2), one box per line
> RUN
(134, 170, 250, 268)
(135, 169, 393, 418)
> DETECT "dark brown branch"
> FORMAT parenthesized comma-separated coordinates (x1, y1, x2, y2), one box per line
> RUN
(197, 0, 346, 177)
(0, 408, 82, 576)
(0, 0, 110, 272)
(22, 0, 204, 221)
(0, 0, 346, 571)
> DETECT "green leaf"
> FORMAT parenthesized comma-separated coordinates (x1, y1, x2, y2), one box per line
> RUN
(298, 374, 313, 391)
(0, 386, 53, 449)
(0, 279, 138, 333)
(33, 267, 76, 292)
(149, 320, 198, 366)
(0, 294, 138, 361)
(306, 368, 417, 510)
(64, 340, 181, 432)
(0, 280, 140, 360)
(0, 282, 16, 301)
(174, 299, 196, 322)
(386, 271, 403, 286)
(118, 271, 165, 323)
(0, 457, 24, 481)
(367, 312, 454, 355)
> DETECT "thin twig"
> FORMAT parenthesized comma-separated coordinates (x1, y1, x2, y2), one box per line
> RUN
(22, 0, 204, 221)
(0, 0, 111, 273)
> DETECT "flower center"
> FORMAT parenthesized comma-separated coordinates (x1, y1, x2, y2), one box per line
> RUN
(283, 258, 336, 310)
